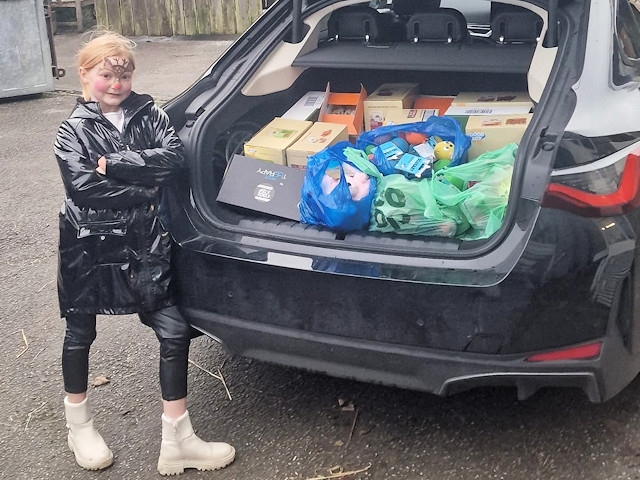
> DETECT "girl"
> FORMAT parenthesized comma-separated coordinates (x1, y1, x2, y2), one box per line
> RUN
(54, 31, 235, 475)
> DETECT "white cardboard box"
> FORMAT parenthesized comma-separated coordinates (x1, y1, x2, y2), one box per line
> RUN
(281, 84, 331, 121)
(446, 91, 533, 116)
(376, 108, 435, 127)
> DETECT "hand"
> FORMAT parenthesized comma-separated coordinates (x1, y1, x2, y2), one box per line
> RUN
(96, 156, 106, 175)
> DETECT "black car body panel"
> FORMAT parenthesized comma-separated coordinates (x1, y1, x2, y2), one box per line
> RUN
(165, 0, 640, 402)
(169, 197, 640, 401)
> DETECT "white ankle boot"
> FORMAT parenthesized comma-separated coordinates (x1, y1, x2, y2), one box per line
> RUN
(63, 396, 114, 470)
(157, 410, 235, 476)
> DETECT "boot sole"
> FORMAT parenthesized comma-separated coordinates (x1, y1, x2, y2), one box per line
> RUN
(157, 447, 236, 476)
(68, 436, 114, 470)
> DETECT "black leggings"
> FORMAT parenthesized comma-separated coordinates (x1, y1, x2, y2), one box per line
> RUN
(62, 306, 191, 401)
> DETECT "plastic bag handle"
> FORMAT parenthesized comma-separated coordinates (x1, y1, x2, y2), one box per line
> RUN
(343, 146, 383, 179)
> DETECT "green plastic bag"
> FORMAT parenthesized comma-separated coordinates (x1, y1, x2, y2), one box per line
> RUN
(369, 174, 459, 237)
(343, 146, 384, 180)
(345, 146, 461, 237)
(431, 143, 517, 239)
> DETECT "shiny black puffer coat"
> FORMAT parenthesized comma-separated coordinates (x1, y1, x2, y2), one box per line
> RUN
(54, 92, 185, 317)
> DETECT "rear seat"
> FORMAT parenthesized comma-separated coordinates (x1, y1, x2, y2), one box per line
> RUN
(326, 2, 541, 47)
(295, 1, 537, 74)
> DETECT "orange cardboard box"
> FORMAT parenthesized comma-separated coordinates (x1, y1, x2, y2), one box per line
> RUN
(320, 85, 367, 136)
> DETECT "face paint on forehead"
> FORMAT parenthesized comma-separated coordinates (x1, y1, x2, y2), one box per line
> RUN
(99, 57, 134, 79)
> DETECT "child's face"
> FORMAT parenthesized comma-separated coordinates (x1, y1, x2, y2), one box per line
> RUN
(80, 57, 134, 113)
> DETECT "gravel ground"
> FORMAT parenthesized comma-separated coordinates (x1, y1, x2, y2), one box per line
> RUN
(4, 34, 640, 480)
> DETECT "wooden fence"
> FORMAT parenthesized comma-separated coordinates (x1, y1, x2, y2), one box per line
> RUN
(94, 0, 263, 36)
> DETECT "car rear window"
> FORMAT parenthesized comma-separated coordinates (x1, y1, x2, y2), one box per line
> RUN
(614, 0, 640, 85)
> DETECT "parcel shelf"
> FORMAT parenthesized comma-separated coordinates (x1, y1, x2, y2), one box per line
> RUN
(292, 41, 536, 74)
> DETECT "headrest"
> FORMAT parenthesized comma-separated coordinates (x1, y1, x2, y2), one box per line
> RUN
(328, 5, 395, 42)
(406, 8, 469, 43)
(490, 3, 543, 43)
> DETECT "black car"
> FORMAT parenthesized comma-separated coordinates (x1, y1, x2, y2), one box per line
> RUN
(164, 0, 640, 402)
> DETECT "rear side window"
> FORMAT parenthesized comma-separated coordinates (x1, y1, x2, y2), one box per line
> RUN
(614, 0, 640, 85)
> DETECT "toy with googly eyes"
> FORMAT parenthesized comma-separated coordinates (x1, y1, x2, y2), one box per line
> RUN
(434, 141, 455, 161)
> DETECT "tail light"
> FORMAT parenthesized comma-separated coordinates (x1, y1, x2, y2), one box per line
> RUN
(526, 342, 602, 362)
(542, 149, 640, 217)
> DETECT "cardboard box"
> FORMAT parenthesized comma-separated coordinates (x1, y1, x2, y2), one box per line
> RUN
(320, 85, 367, 136)
(243, 117, 313, 165)
(412, 95, 455, 116)
(217, 154, 306, 221)
(445, 92, 533, 132)
(465, 113, 532, 160)
(373, 108, 435, 127)
(446, 104, 534, 117)
(364, 83, 419, 130)
(286, 122, 349, 169)
(281, 85, 330, 121)
(446, 91, 533, 116)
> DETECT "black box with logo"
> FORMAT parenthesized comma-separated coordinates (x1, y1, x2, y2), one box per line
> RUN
(216, 154, 306, 221)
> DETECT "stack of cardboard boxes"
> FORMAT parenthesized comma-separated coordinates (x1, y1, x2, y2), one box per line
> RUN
(241, 82, 534, 169)
(242, 83, 365, 169)
(217, 84, 366, 221)
(363, 83, 455, 130)
(362, 84, 533, 161)
(218, 82, 534, 221)
(444, 91, 533, 160)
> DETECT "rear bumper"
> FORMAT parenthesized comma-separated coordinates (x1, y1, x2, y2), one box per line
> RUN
(183, 303, 637, 403)
(173, 207, 640, 402)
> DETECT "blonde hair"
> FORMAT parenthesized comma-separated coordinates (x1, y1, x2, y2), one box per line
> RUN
(77, 30, 136, 101)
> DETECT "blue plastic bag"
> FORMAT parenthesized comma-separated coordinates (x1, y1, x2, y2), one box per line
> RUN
(356, 116, 472, 169)
(299, 141, 378, 231)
